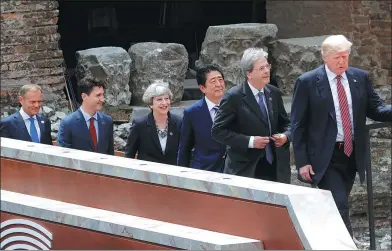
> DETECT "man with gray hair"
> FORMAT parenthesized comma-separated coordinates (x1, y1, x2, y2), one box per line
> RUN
(212, 48, 291, 183)
(0, 84, 52, 145)
(291, 35, 392, 237)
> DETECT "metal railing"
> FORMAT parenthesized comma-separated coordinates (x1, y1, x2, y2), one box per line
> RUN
(365, 121, 391, 250)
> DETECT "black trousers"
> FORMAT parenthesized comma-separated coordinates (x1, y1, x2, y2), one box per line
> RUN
(317, 143, 357, 237)
(254, 157, 277, 182)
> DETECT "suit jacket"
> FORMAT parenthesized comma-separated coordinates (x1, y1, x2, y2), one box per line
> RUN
(57, 109, 114, 155)
(291, 66, 392, 184)
(0, 111, 52, 145)
(211, 81, 291, 182)
(177, 98, 225, 172)
(125, 112, 182, 165)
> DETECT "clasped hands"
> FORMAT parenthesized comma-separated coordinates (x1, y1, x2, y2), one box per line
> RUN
(253, 134, 287, 149)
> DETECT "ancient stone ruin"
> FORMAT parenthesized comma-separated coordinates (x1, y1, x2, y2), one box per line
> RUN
(128, 42, 188, 105)
(75, 47, 132, 106)
(196, 23, 277, 89)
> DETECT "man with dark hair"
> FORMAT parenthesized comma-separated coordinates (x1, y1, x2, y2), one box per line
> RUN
(57, 77, 114, 155)
(177, 64, 226, 172)
(0, 83, 52, 145)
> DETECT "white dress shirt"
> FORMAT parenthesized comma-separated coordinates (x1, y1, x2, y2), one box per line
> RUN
(205, 96, 220, 121)
(247, 82, 270, 148)
(79, 107, 99, 142)
(19, 109, 41, 140)
(325, 65, 354, 141)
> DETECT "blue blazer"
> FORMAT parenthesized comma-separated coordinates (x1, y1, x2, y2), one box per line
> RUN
(177, 98, 225, 172)
(57, 109, 114, 155)
(291, 66, 392, 184)
(0, 111, 52, 145)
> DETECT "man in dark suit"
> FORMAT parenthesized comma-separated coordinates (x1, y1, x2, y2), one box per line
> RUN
(57, 77, 114, 155)
(211, 48, 291, 182)
(291, 35, 392, 237)
(177, 64, 226, 172)
(0, 84, 52, 145)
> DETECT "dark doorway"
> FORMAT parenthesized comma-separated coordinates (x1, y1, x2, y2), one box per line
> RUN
(57, 0, 267, 70)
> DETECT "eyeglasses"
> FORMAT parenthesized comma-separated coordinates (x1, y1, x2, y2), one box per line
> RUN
(253, 64, 271, 72)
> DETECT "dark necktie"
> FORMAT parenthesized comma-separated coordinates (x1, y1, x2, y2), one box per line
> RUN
(336, 75, 353, 156)
(28, 117, 39, 143)
(211, 105, 219, 119)
(257, 92, 274, 164)
(89, 117, 98, 151)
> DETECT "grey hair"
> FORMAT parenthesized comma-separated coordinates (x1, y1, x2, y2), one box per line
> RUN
(19, 84, 42, 97)
(321, 35, 352, 56)
(142, 80, 173, 105)
(240, 48, 268, 75)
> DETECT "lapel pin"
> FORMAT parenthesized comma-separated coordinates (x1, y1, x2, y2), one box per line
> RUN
(170, 132, 173, 136)
(269, 97, 272, 101)
(354, 79, 357, 82)
(41, 121, 44, 123)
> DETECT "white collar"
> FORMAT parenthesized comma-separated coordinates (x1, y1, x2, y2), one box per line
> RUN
(325, 64, 347, 82)
(19, 108, 37, 121)
(204, 96, 219, 111)
(247, 81, 264, 96)
(80, 107, 98, 122)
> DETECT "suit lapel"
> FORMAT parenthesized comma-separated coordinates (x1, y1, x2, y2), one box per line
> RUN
(76, 109, 95, 151)
(263, 85, 276, 131)
(97, 113, 105, 152)
(36, 114, 46, 143)
(199, 98, 213, 126)
(346, 68, 360, 127)
(316, 67, 336, 123)
(15, 112, 32, 142)
(147, 113, 163, 153)
(242, 82, 269, 126)
(165, 113, 177, 155)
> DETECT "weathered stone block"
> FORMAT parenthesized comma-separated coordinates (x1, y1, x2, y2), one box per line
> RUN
(196, 23, 277, 89)
(76, 47, 132, 106)
(269, 35, 329, 95)
(128, 42, 188, 105)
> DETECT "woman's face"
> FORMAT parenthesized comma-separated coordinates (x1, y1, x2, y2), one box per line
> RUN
(150, 94, 171, 115)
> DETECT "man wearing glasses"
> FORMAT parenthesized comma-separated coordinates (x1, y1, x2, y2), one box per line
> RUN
(212, 48, 291, 183)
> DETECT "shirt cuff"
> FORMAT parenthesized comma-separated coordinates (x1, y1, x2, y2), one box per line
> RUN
(248, 136, 254, 148)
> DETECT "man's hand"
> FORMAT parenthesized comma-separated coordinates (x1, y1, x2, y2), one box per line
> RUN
(299, 165, 315, 182)
(253, 136, 270, 149)
(270, 134, 287, 147)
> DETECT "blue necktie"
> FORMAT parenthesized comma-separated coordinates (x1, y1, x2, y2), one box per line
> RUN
(28, 117, 39, 143)
(212, 105, 219, 119)
(257, 92, 274, 164)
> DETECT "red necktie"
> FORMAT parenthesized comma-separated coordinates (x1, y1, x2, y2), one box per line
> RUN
(336, 75, 353, 156)
(89, 117, 98, 151)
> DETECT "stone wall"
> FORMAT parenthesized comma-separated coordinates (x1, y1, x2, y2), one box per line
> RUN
(0, 0, 67, 114)
(267, 0, 392, 87)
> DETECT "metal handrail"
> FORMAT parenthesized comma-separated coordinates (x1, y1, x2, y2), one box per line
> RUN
(364, 121, 391, 250)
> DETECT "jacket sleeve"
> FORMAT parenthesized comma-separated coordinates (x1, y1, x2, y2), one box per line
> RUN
(276, 90, 291, 143)
(290, 77, 310, 169)
(56, 119, 72, 148)
(365, 73, 392, 121)
(211, 92, 250, 149)
(108, 118, 114, 155)
(177, 108, 194, 167)
(125, 120, 140, 158)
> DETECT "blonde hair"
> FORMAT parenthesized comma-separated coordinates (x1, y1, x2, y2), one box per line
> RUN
(142, 80, 173, 105)
(19, 84, 42, 97)
(321, 35, 352, 56)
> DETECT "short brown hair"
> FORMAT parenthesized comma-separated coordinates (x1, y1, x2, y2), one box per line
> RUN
(19, 84, 42, 97)
(78, 77, 107, 97)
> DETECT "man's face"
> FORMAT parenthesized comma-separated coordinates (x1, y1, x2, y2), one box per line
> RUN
(199, 71, 225, 101)
(82, 86, 105, 112)
(247, 58, 271, 87)
(19, 90, 42, 117)
(323, 50, 350, 76)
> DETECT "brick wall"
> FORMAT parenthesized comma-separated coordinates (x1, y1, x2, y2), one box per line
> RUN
(267, 0, 392, 87)
(0, 0, 67, 113)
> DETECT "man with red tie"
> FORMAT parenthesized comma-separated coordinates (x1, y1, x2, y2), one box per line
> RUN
(57, 77, 114, 155)
(291, 35, 392, 237)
